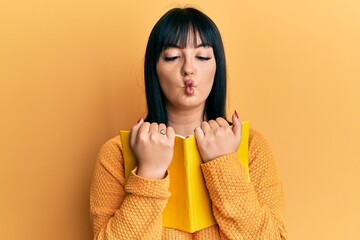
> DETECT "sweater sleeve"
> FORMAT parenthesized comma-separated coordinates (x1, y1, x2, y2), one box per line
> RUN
(90, 137, 171, 240)
(200, 129, 287, 240)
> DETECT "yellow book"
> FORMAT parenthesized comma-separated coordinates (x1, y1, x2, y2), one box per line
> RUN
(120, 121, 250, 233)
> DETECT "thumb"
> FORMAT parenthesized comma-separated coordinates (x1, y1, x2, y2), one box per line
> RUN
(232, 111, 242, 139)
(130, 117, 143, 146)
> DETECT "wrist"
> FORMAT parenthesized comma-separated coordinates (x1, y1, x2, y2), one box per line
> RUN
(137, 166, 167, 180)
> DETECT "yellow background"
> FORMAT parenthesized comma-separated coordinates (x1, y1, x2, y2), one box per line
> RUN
(1, 0, 359, 239)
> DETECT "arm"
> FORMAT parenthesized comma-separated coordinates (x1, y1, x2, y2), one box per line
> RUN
(90, 137, 170, 240)
(201, 129, 287, 240)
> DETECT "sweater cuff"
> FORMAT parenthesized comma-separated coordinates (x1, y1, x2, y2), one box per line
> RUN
(125, 168, 171, 199)
(201, 152, 250, 192)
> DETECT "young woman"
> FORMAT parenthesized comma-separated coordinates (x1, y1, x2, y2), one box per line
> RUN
(90, 7, 287, 239)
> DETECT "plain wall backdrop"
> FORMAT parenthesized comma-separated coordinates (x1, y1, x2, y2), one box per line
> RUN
(1, 0, 359, 239)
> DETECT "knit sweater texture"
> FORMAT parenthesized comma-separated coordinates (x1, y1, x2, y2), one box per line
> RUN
(90, 128, 287, 239)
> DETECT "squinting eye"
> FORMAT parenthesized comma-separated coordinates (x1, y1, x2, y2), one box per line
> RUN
(163, 56, 179, 62)
(196, 56, 211, 61)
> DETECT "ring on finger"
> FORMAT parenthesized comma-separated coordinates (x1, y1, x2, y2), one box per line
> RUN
(160, 129, 166, 135)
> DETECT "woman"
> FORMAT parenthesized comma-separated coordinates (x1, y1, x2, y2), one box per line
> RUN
(90, 7, 287, 239)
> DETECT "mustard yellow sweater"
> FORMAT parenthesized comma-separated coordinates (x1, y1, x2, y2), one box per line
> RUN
(90, 129, 287, 239)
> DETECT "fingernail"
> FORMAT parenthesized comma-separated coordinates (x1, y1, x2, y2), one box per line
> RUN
(136, 117, 142, 124)
(234, 110, 239, 119)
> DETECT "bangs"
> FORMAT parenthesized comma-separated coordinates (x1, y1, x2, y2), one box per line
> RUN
(161, 24, 212, 50)
(156, 9, 216, 54)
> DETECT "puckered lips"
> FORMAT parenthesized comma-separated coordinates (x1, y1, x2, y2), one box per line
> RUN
(184, 79, 195, 96)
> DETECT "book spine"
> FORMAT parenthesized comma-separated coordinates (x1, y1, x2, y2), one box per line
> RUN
(183, 138, 194, 232)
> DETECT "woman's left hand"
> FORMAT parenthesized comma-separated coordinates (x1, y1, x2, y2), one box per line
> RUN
(195, 112, 242, 163)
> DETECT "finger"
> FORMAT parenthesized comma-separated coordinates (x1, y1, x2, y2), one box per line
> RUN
(194, 127, 204, 142)
(159, 123, 167, 136)
(232, 111, 242, 139)
(208, 120, 220, 130)
(200, 121, 211, 135)
(166, 126, 175, 140)
(216, 117, 229, 128)
(130, 117, 144, 146)
(138, 122, 151, 138)
(149, 122, 159, 134)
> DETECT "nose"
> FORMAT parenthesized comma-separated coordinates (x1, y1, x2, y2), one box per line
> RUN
(181, 58, 195, 76)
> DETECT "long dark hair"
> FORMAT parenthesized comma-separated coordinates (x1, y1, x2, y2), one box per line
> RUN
(144, 7, 227, 124)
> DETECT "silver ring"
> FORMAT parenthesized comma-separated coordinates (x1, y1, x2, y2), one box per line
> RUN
(160, 129, 166, 135)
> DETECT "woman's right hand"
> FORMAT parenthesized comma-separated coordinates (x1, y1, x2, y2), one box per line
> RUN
(130, 118, 175, 180)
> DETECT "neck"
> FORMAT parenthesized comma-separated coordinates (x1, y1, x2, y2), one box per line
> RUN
(166, 104, 205, 137)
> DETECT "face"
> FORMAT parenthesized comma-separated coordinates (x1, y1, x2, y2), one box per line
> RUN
(156, 35, 216, 111)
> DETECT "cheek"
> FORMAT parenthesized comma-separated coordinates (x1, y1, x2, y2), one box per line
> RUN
(156, 65, 168, 87)
(209, 65, 216, 81)
(202, 62, 216, 89)
(156, 65, 178, 96)
(203, 59, 216, 76)
(158, 74, 171, 89)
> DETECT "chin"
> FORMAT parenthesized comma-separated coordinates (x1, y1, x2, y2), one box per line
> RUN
(179, 100, 205, 109)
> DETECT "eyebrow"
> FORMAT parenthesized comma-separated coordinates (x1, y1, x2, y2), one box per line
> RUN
(163, 43, 212, 50)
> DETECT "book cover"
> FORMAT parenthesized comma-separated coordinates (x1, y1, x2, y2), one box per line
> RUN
(120, 121, 250, 233)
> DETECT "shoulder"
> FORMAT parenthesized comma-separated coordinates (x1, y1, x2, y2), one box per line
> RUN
(248, 128, 275, 166)
(98, 135, 122, 155)
(248, 128, 272, 153)
(96, 135, 124, 175)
